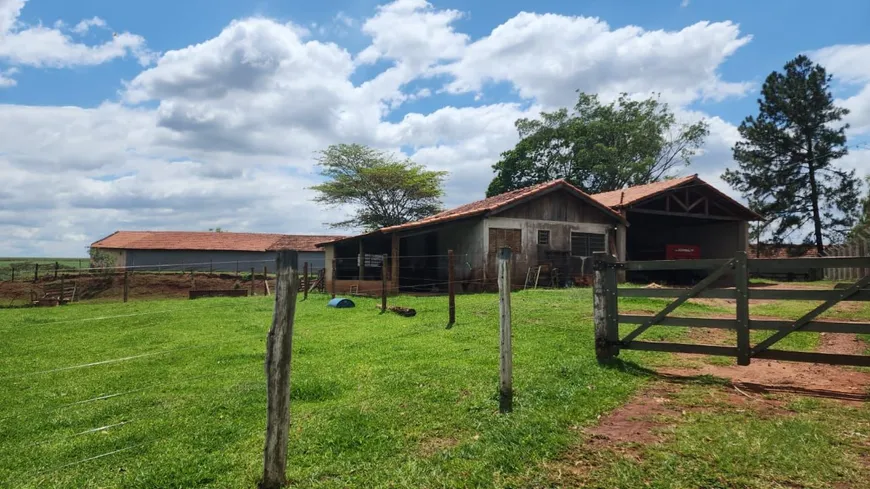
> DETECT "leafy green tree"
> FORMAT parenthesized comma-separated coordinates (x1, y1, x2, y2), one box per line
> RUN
(311, 144, 447, 230)
(723, 55, 861, 254)
(88, 248, 116, 271)
(487, 92, 709, 196)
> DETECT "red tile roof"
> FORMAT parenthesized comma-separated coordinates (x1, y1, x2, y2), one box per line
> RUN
(268, 235, 346, 252)
(381, 179, 625, 233)
(591, 175, 697, 208)
(92, 231, 345, 252)
(591, 174, 762, 220)
(318, 179, 626, 246)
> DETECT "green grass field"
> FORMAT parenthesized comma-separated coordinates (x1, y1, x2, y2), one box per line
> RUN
(1, 290, 868, 488)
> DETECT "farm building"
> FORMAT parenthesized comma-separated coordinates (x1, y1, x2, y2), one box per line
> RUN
(90, 231, 345, 272)
(318, 176, 760, 294)
(591, 175, 761, 282)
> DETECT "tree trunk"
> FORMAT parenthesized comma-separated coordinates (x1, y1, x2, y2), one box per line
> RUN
(806, 140, 825, 257)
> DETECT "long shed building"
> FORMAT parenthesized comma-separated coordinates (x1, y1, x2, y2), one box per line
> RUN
(90, 231, 345, 272)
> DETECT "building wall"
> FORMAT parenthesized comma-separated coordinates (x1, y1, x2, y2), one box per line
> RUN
(94, 249, 126, 268)
(483, 217, 614, 285)
(123, 250, 325, 272)
(495, 190, 615, 224)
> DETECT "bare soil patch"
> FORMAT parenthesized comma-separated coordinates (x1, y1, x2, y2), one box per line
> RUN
(0, 273, 273, 306)
(658, 332, 870, 403)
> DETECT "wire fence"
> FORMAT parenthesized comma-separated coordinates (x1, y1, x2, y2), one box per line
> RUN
(0, 258, 328, 307)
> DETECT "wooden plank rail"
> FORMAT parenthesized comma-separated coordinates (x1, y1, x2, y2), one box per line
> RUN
(621, 287, 870, 301)
(621, 288, 737, 299)
(599, 252, 870, 367)
(748, 256, 870, 272)
(619, 315, 870, 334)
(624, 258, 730, 271)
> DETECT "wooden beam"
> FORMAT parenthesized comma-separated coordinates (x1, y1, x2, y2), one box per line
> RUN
(619, 315, 735, 329)
(620, 258, 734, 344)
(391, 233, 400, 290)
(669, 192, 689, 211)
(620, 288, 736, 299)
(750, 289, 870, 301)
(624, 258, 732, 271)
(686, 195, 708, 213)
(626, 341, 737, 357)
(629, 208, 742, 221)
(752, 273, 870, 355)
(748, 256, 870, 272)
(754, 350, 870, 367)
(498, 247, 513, 414)
(358, 240, 364, 281)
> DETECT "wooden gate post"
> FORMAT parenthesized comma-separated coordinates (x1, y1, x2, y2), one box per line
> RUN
(123, 270, 129, 303)
(497, 247, 513, 414)
(593, 252, 619, 362)
(734, 251, 750, 366)
(303, 262, 309, 300)
(448, 250, 456, 327)
(331, 259, 337, 299)
(381, 254, 388, 313)
(260, 250, 299, 489)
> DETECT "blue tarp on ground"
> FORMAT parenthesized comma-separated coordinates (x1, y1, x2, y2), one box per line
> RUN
(327, 297, 355, 308)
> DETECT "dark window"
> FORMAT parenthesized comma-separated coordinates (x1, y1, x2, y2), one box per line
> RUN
(570, 232, 605, 256)
(537, 230, 550, 245)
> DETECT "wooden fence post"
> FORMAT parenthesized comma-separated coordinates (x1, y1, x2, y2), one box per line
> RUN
(264, 266, 269, 296)
(381, 254, 388, 313)
(251, 267, 256, 297)
(60, 274, 65, 305)
(331, 258, 337, 299)
(734, 251, 750, 366)
(303, 262, 309, 301)
(497, 247, 513, 414)
(260, 250, 299, 489)
(54, 262, 59, 280)
(123, 270, 129, 303)
(593, 252, 619, 362)
(11, 268, 14, 282)
(448, 250, 456, 327)
(34, 263, 39, 282)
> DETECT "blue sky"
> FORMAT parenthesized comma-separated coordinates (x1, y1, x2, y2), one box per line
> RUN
(1, 0, 869, 256)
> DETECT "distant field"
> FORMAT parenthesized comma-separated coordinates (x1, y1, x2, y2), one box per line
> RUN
(0, 258, 89, 281)
(1, 290, 867, 488)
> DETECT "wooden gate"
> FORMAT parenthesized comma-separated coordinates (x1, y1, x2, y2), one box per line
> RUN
(593, 251, 870, 367)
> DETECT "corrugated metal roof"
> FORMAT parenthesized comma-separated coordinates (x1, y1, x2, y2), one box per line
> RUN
(92, 231, 345, 252)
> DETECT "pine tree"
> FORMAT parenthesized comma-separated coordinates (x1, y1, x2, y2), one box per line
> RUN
(723, 55, 861, 254)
